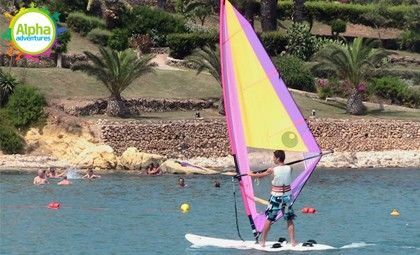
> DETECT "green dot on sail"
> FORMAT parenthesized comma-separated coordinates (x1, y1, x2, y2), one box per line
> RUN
(282, 131, 298, 148)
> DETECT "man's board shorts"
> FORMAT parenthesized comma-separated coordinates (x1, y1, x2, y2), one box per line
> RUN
(265, 194, 296, 222)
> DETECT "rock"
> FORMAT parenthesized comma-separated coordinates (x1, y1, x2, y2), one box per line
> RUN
(118, 147, 144, 170)
(160, 160, 218, 174)
(73, 145, 117, 169)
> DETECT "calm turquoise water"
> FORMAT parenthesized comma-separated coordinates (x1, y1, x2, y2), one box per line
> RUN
(1, 168, 419, 255)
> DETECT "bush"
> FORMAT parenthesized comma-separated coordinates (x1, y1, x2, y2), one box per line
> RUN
(331, 19, 347, 36)
(166, 32, 217, 59)
(123, 6, 187, 46)
(286, 23, 318, 60)
(368, 76, 409, 105)
(0, 125, 24, 154)
(275, 55, 316, 92)
(260, 32, 288, 56)
(6, 86, 46, 129)
(108, 29, 130, 51)
(66, 12, 106, 36)
(87, 28, 112, 46)
(277, 1, 412, 29)
(129, 34, 154, 54)
(53, 30, 72, 54)
(0, 68, 20, 107)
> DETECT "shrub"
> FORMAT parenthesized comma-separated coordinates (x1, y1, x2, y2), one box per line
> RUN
(129, 34, 154, 54)
(0, 68, 19, 107)
(286, 23, 318, 60)
(368, 76, 409, 105)
(53, 30, 72, 54)
(277, 1, 412, 29)
(108, 29, 130, 51)
(275, 55, 316, 92)
(87, 28, 112, 46)
(0, 125, 24, 154)
(260, 32, 288, 56)
(123, 6, 187, 46)
(66, 12, 106, 36)
(331, 19, 347, 36)
(6, 86, 46, 129)
(166, 32, 217, 59)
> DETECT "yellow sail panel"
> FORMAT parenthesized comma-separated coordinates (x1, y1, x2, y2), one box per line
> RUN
(225, 2, 308, 152)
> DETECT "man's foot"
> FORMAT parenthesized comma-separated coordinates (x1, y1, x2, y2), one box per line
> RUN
(260, 242, 265, 247)
(290, 240, 297, 247)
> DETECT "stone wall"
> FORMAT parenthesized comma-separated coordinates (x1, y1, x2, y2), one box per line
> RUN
(99, 118, 420, 158)
(55, 98, 216, 116)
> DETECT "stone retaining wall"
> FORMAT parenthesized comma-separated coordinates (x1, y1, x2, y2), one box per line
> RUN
(56, 98, 216, 116)
(99, 118, 420, 158)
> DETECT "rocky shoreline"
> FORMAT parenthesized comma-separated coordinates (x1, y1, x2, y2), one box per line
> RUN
(1, 150, 419, 174)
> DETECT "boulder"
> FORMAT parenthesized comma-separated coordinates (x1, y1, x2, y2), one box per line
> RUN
(73, 145, 117, 169)
(118, 147, 144, 170)
(160, 160, 218, 174)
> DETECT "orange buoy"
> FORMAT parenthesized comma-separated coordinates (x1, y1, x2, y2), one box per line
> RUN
(301, 207, 316, 214)
(48, 201, 61, 209)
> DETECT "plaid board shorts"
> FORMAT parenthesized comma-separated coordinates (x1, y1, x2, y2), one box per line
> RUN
(265, 194, 296, 222)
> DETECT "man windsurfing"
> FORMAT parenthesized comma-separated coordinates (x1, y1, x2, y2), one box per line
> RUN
(248, 150, 296, 247)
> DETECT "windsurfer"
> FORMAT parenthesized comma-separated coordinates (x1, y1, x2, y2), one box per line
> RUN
(248, 150, 297, 247)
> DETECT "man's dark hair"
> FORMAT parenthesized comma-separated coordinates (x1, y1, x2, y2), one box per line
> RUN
(273, 150, 286, 162)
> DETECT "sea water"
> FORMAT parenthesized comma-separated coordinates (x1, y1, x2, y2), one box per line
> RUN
(0, 168, 419, 255)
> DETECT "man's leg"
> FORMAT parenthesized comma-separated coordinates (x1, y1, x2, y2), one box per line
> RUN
(260, 219, 272, 247)
(287, 219, 297, 246)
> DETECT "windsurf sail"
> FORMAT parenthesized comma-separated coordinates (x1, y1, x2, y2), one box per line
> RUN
(219, 0, 322, 238)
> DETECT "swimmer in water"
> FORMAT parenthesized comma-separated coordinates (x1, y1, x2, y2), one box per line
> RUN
(147, 162, 162, 176)
(33, 169, 48, 185)
(178, 177, 186, 187)
(82, 169, 101, 179)
(214, 180, 221, 188)
(47, 167, 64, 178)
(57, 176, 72, 185)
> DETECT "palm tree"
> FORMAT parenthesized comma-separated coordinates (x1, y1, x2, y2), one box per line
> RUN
(72, 47, 155, 117)
(186, 46, 224, 115)
(0, 68, 19, 107)
(312, 37, 390, 115)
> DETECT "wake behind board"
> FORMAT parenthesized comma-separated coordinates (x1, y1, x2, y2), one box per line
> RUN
(186, 234, 335, 252)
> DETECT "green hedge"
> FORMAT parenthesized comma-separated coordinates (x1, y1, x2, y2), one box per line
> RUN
(368, 76, 419, 108)
(0, 125, 24, 154)
(166, 33, 217, 59)
(275, 55, 316, 92)
(66, 12, 106, 36)
(87, 28, 112, 46)
(260, 32, 288, 56)
(124, 6, 187, 46)
(108, 29, 130, 51)
(277, 1, 412, 29)
(6, 86, 46, 129)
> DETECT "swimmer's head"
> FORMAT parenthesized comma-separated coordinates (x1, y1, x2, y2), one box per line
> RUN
(63, 176, 67, 179)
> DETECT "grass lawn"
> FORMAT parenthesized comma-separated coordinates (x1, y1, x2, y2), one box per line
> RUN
(9, 67, 221, 100)
(6, 66, 420, 121)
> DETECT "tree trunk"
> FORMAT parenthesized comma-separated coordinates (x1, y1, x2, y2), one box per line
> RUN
(260, 0, 277, 31)
(157, 0, 166, 9)
(244, 0, 256, 28)
(56, 53, 62, 68)
(106, 96, 129, 117)
(218, 95, 225, 115)
(293, 0, 305, 23)
(346, 91, 366, 115)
